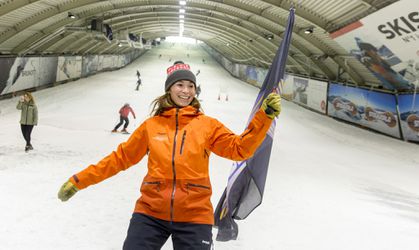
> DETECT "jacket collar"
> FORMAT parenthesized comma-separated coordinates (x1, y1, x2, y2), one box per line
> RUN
(161, 106, 202, 117)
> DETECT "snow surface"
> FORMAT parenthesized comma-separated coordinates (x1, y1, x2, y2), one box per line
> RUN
(1, 43, 419, 250)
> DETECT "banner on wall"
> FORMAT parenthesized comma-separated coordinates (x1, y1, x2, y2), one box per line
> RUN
(398, 93, 419, 142)
(245, 66, 267, 87)
(0, 58, 17, 94)
(38, 57, 58, 86)
(293, 78, 328, 113)
(82, 55, 99, 77)
(0, 57, 39, 94)
(328, 83, 400, 138)
(101, 55, 115, 70)
(56, 56, 82, 81)
(330, 0, 417, 90)
(281, 74, 294, 100)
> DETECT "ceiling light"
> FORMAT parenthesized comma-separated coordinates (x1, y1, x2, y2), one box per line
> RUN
(304, 27, 314, 34)
(68, 12, 76, 19)
(179, 15, 184, 19)
(179, 1, 186, 5)
(179, 9, 185, 13)
(264, 34, 274, 40)
(179, 19, 184, 23)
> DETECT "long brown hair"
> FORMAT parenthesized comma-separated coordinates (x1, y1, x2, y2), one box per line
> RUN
(24, 92, 35, 105)
(150, 93, 202, 116)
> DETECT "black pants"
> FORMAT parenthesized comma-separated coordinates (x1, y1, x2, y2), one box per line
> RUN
(20, 124, 34, 146)
(114, 116, 129, 130)
(123, 213, 213, 250)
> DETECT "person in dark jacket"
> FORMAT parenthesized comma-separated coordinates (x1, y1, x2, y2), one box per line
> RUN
(16, 91, 38, 152)
(58, 62, 281, 249)
(135, 78, 142, 91)
(112, 103, 136, 133)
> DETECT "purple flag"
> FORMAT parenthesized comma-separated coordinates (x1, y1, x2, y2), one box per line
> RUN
(214, 7, 295, 241)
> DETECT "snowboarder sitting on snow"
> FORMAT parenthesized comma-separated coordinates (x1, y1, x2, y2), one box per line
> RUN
(112, 103, 136, 133)
(57, 61, 281, 249)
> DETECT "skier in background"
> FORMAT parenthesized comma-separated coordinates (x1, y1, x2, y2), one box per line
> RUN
(196, 84, 202, 99)
(135, 77, 142, 91)
(136, 70, 140, 79)
(57, 61, 281, 249)
(112, 103, 136, 133)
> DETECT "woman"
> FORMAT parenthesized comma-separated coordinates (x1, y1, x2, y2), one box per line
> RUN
(58, 62, 281, 249)
(16, 91, 38, 152)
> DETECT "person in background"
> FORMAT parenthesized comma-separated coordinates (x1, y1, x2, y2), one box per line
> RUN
(196, 84, 202, 98)
(136, 70, 140, 79)
(135, 77, 142, 91)
(16, 91, 38, 152)
(58, 61, 281, 249)
(112, 103, 136, 133)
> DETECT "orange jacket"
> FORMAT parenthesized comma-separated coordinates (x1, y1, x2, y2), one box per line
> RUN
(70, 106, 273, 225)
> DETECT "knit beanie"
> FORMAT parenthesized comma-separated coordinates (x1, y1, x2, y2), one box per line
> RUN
(165, 63, 196, 91)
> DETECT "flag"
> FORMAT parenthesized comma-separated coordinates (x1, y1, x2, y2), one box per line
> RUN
(214, 7, 295, 241)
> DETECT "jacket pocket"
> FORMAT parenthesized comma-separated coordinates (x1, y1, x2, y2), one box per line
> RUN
(186, 182, 210, 191)
(142, 181, 161, 192)
(139, 178, 167, 210)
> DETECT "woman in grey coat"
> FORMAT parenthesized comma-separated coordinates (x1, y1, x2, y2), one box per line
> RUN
(16, 92, 38, 152)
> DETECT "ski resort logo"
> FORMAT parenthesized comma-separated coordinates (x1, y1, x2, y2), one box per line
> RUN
(406, 114, 419, 132)
(364, 107, 397, 127)
(332, 97, 358, 117)
(153, 132, 168, 141)
(166, 63, 191, 75)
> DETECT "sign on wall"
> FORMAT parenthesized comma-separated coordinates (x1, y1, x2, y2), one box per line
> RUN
(331, 0, 418, 90)
(398, 93, 419, 142)
(328, 83, 400, 138)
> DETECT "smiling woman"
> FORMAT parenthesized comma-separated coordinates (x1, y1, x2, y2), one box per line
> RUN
(57, 60, 281, 250)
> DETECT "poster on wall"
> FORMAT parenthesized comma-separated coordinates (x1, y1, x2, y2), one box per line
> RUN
(101, 55, 114, 70)
(293, 77, 309, 105)
(82, 55, 99, 77)
(330, 0, 417, 90)
(306, 79, 328, 114)
(245, 66, 267, 87)
(0, 57, 39, 95)
(56, 56, 82, 81)
(398, 94, 419, 142)
(0, 57, 17, 95)
(281, 73, 294, 100)
(297, 78, 328, 113)
(38, 57, 58, 86)
(328, 83, 400, 138)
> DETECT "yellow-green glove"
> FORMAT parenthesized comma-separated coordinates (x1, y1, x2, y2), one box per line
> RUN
(261, 93, 281, 119)
(58, 180, 79, 202)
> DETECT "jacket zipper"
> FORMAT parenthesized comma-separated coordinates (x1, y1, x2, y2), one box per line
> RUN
(180, 130, 186, 155)
(25, 104, 29, 124)
(170, 108, 179, 223)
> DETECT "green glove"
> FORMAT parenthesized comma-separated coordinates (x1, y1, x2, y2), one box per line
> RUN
(58, 180, 79, 202)
(261, 93, 281, 119)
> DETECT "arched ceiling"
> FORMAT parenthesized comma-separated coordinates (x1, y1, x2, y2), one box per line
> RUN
(0, 0, 399, 87)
